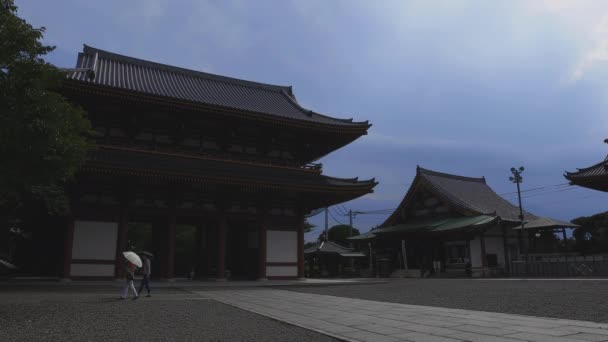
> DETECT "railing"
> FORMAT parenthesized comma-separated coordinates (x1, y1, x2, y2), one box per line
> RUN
(92, 142, 323, 173)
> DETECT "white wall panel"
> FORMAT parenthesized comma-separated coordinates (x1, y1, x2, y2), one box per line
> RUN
(469, 238, 482, 268)
(469, 236, 506, 267)
(70, 264, 115, 277)
(266, 266, 297, 277)
(485, 237, 505, 267)
(266, 230, 297, 262)
(72, 221, 118, 260)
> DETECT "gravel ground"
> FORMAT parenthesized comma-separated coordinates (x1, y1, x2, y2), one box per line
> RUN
(285, 279, 608, 323)
(0, 287, 339, 342)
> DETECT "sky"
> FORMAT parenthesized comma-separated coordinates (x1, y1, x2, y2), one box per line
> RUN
(16, 0, 608, 241)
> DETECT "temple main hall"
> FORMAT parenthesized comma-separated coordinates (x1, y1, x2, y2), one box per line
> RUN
(54, 45, 376, 280)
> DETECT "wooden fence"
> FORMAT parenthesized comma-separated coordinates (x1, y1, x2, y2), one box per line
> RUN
(511, 256, 608, 277)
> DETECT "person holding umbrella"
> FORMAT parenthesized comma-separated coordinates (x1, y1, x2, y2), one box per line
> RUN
(138, 251, 153, 297)
(121, 251, 141, 300)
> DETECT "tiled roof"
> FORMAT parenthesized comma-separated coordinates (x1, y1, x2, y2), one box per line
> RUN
(84, 146, 377, 194)
(375, 215, 497, 235)
(513, 217, 579, 230)
(66, 45, 370, 128)
(565, 159, 608, 180)
(382, 167, 538, 226)
(418, 168, 538, 222)
(304, 241, 352, 254)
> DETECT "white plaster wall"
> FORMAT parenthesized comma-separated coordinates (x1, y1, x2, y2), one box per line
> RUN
(469, 236, 506, 268)
(485, 237, 505, 267)
(266, 230, 297, 262)
(70, 264, 115, 277)
(72, 221, 118, 260)
(470, 238, 482, 268)
(266, 266, 297, 277)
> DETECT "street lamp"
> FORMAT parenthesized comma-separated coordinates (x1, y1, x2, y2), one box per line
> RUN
(509, 166, 528, 275)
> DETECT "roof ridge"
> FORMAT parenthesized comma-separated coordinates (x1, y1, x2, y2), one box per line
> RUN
(418, 167, 486, 183)
(82, 45, 293, 93)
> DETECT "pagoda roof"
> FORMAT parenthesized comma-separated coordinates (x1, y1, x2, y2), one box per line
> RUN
(383, 167, 538, 226)
(564, 157, 608, 192)
(82, 146, 377, 197)
(65, 45, 370, 129)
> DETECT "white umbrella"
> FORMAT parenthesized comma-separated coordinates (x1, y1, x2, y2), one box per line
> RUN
(122, 251, 142, 267)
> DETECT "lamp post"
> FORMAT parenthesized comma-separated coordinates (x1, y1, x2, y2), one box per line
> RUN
(509, 166, 528, 275)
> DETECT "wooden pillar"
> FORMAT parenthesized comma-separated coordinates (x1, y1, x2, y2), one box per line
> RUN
(257, 218, 267, 280)
(216, 212, 227, 280)
(114, 205, 129, 279)
(517, 230, 523, 260)
(501, 225, 510, 273)
(61, 217, 75, 280)
(562, 228, 568, 258)
(297, 215, 305, 279)
(479, 230, 487, 277)
(165, 207, 176, 279)
(195, 220, 204, 278)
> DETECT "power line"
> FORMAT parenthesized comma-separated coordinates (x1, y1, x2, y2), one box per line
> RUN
(536, 193, 602, 207)
(355, 208, 397, 214)
(328, 208, 346, 225)
(501, 185, 577, 200)
(518, 186, 580, 199)
(341, 204, 350, 211)
(335, 205, 348, 216)
(499, 183, 571, 196)
(331, 207, 345, 218)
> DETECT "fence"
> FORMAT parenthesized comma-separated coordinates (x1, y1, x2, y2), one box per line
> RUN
(511, 255, 608, 277)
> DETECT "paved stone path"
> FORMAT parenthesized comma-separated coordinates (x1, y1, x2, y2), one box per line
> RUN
(201, 289, 608, 342)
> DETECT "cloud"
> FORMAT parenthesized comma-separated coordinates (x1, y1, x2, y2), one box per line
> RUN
(524, 1, 608, 82)
(571, 14, 608, 82)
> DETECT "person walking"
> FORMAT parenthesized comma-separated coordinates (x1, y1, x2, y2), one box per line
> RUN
(138, 252, 152, 297)
(121, 260, 138, 300)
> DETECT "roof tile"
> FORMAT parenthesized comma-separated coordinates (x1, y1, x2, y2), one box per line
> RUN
(67, 45, 368, 128)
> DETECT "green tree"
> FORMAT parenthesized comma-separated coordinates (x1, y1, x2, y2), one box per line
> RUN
(571, 211, 608, 254)
(0, 1, 91, 216)
(303, 219, 315, 233)
(317, 224, 360, 246)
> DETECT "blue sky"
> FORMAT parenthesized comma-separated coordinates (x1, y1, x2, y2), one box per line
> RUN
(17, 0, 608, 241)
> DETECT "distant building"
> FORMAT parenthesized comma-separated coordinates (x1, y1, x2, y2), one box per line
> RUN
(50, 45, 377, 280)
(350, 167, 570, 277)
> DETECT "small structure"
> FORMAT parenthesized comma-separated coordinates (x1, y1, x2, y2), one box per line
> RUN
(304, 241, 366, 277)
(351, 167, 573, 277)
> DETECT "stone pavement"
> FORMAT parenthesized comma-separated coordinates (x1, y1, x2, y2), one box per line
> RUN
(0, 277, 385, 288)
(201, 289, 608, 342)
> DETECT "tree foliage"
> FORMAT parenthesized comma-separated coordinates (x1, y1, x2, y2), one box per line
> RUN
(0, 1, 91, 215)
(318, 224, 360, 245)
(571, 211, 608, 253)
(303, 219, 315, 233)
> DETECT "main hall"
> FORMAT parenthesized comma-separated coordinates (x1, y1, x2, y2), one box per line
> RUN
(55, 45, 377, 281)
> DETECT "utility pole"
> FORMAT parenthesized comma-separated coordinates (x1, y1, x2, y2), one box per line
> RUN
(509, 166, 527, 275)
(324, 207, 329, 241)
